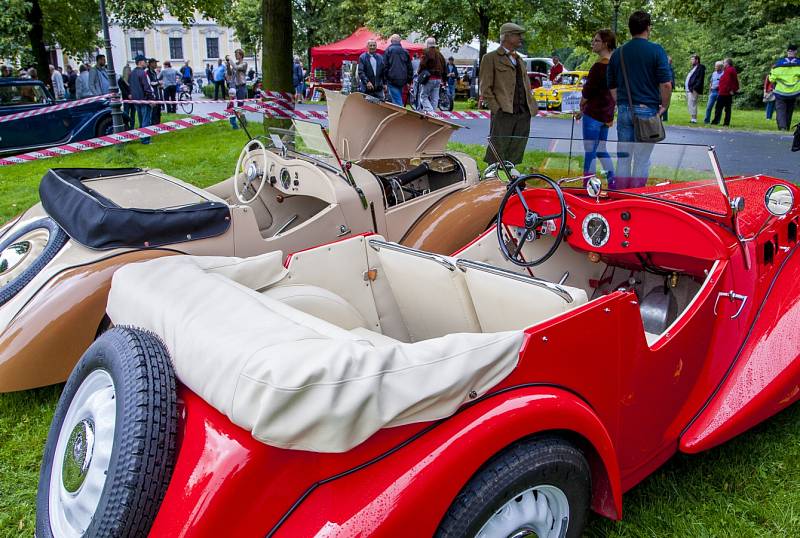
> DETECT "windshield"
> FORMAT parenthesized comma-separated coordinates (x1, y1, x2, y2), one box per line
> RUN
(489, 136, 730, 217)
(0, 84, 49, 106)
(557, 73, 584, 85)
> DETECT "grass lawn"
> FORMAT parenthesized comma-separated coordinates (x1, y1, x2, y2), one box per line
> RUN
(1, 119, 799, 536)
(451, 92, 781, 132)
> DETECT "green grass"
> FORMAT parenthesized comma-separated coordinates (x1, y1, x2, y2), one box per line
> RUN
(1, 120, 800, 536)
(451, 92, 781, 132)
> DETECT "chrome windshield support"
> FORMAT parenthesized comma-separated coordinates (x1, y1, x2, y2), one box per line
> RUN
(455, 259, 574, 303)
(368, 239, 456, 271)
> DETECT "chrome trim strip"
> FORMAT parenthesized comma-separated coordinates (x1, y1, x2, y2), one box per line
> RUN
(455, 258, 574, 303)
(368, 239, 456, 271)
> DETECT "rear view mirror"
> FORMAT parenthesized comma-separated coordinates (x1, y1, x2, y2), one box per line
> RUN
(587, 176, 602, 199)
(765, 184, 794, 217)
(482, 161, 520, 182)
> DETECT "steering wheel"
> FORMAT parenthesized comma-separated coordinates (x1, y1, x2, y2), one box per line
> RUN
(234, 139, 269, 204)
(496, 173, 568, 267)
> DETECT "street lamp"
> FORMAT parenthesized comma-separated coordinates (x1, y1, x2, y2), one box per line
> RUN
(612, 0, 622, 34)
(98, 0, 126, 134)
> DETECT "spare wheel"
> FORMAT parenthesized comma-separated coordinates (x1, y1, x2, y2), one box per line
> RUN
(36, 327, 177, 537)
(0, 217, 68, 307)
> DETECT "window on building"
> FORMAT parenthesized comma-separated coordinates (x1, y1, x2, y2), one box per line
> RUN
(130, 37, 145, 59)
(169, 37, 184, 60)
(206, 37, 219, 59)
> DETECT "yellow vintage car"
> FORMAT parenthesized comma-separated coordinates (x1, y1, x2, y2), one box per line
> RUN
(533, 70, 589, 110)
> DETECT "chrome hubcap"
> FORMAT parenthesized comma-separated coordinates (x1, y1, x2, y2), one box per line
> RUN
(477, 485, 570, 538)
(0, 228, 49, 286)
(49, 369, 116, 538)
(61, 419, 95, 493)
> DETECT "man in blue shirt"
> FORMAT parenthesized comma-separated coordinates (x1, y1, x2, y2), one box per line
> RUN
(213, 59, 227, 100)
(607, 11, 672, 188)
(88, 54, 110, 96)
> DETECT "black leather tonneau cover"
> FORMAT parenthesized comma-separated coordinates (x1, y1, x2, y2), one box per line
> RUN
(39, 168, 230, 250)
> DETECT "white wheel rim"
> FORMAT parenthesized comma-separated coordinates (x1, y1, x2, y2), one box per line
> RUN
(49, 369, 116, 538)
(476, 484, 570, 538)
(234, 139, 268, 204)
(0, 228, 50, 287)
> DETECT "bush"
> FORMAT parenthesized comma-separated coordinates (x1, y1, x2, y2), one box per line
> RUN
(202, 84, 214, 99)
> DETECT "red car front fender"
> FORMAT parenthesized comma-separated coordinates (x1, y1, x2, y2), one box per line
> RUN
(275, 385, 623, 537)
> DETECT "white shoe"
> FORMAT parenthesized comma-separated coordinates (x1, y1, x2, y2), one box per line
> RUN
(690, 118, 697, 123)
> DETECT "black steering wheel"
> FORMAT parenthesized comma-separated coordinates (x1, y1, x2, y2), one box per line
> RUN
(496, 173, 568, 267)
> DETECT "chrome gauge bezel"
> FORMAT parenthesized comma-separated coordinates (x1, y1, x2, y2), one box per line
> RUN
(581, 212, 610, 248)
(280, 168, 291, 189)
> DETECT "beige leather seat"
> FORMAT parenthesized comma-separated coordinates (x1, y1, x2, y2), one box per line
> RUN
(458, 260, 588, 332)
(372, 241, 481, 341)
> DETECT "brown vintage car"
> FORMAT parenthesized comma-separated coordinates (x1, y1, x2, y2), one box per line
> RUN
(0, 91, 505, 392)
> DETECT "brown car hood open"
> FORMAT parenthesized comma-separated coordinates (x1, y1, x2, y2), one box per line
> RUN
(325, 90, 462, 161)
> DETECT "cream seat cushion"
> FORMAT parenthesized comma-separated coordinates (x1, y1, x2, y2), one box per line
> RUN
(261, 284, 368, 330)
(461, 265, 589, 332)
(107, 250, 523, 453)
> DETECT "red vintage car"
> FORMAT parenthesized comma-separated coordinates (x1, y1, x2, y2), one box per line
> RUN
(36, 140, 800, 537)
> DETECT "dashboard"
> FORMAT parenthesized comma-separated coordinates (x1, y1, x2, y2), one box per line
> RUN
(501, 188, 730, 266)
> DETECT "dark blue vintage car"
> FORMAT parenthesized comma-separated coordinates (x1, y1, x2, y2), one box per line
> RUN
(0, 78, 118, 156)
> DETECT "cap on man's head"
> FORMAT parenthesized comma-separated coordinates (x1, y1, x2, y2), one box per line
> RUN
(134, 54, 146, 63)
(499, 22, 525, 35)
(788, 44, 798, 52)
(228, 88, 237, 96)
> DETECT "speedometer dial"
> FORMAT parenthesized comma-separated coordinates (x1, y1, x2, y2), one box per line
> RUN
(582, 213, 610, 248)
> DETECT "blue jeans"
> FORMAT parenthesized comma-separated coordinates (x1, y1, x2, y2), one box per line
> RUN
(581, 114, 615, 188)
(704, 90, 718, 123)
(766, 99, 775, 120)
(419, 79, 440, 112)
(447, 80, 456, 100)
(615, 103, 658, 189)
(388, 84, 404, 106)
(135, 104, 152, 144)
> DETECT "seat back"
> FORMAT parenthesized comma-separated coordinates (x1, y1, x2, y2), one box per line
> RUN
(371, 240, 481, 341)
(261, 284, 368, 330)
(458, 259, 588, 332)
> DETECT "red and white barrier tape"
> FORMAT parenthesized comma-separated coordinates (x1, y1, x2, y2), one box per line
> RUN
(0, 94, 113, 124)
(0, 100, 571, 166)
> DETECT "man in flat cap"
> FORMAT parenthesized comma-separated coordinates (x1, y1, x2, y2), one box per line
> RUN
(479, 22, 536, 164)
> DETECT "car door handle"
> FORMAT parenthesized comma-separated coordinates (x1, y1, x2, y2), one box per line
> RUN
(713, 290, 748, 319)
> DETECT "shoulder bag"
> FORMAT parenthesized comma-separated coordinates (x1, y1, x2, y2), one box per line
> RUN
(619, 45, 666, 143)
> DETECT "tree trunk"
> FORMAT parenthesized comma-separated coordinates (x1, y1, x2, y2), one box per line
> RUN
(262, 0, 294, 128)
(477, 9, 490, 62)
(26, 0, 51, 88)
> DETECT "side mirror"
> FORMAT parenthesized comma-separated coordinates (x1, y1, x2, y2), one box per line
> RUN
(586, 176, 602, 199)
(765, 184, 794, 217)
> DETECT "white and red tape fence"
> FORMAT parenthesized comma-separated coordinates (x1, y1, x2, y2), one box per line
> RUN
(0, 93, 568, 166)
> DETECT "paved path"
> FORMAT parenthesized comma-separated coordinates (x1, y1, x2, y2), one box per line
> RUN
(191, 100, 799, 183)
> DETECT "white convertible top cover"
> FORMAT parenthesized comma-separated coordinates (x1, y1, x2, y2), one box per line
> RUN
(107, 253, 523, 453)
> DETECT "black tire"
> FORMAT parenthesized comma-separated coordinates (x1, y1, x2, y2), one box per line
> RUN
(95, 115, 114, 137)
(436, 436, 591, 538)
(0, 217, 68, 308)
(178, 91, 193, 114)
(36, 327, 177, 538)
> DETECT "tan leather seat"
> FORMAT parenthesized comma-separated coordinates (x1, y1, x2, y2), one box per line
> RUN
(372, 242, 481, 341)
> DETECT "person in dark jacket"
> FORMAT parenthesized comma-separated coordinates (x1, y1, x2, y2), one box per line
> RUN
(118, 65, 135, 129)
(292, 56, 305, 102)
(358, 39, 386, 99)
(383, 34, 413, 106)
(576, 29, 616, 188)
(685, 53, 706, 123)
(130, 55, 155, 144)
(711, 58, 739, 126)
(146, 58, 162, 125)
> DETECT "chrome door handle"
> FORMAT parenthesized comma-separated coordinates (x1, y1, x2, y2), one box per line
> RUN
(713, 290, 748, 319)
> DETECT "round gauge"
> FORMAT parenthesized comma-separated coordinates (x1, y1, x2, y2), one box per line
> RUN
(582, 213, 610, 248)
(280, 168, 291, 190)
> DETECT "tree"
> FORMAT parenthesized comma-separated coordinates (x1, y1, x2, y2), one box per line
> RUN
(366, 0, 525, 61)
(261, 0, 293, 128)
(0, 0, 224, 87)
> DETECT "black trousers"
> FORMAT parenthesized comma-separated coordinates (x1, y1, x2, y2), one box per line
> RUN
(775, 95, 797, 131)
(214, 80, 226, 100)
(164, 85, 177, 113)
(485, 110, 532, 165)
(711, 95, 733, 126)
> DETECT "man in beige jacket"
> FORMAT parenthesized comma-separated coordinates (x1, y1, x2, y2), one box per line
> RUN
(480, 22, 536, 164)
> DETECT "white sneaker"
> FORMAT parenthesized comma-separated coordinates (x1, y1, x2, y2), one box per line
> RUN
(690, 118, 697, 123)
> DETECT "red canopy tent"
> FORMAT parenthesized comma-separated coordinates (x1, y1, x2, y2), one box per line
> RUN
(311, 27, 425, 72)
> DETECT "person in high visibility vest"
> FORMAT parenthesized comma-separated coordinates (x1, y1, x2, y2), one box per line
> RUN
(769, 44, 800, 131)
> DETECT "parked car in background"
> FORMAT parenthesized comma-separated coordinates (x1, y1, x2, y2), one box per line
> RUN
(0, 78, 119, 156)
(533, 70, 589, 110)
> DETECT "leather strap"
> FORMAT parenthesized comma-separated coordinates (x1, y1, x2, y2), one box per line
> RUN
(619, 45, 634, 109)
